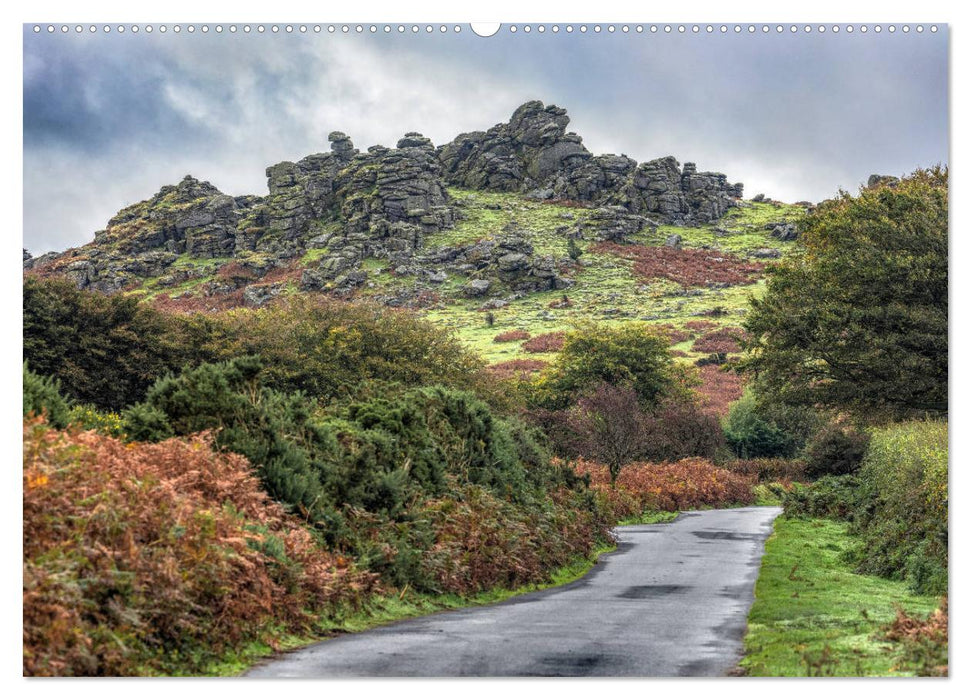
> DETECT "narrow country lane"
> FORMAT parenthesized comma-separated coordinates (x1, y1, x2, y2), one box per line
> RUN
(245, 506, 782, 677)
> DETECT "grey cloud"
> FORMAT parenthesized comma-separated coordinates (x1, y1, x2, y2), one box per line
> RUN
(23, 26, 948, 254)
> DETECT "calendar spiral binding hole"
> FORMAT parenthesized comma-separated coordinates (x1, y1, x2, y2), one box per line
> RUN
(32, 23, 940, 35)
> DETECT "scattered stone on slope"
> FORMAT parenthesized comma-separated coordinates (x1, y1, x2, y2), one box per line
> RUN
(750, 247, 782, 259)
(578, 206, 655, 242)
(767, 222, 798, 242)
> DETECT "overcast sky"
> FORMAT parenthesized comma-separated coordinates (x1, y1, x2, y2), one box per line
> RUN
(23, 25, 948, 254)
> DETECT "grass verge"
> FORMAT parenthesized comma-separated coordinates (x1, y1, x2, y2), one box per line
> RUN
(206, 540, 617, 677)
(741, 516, 939, 676)
(618, 510, 680, 526)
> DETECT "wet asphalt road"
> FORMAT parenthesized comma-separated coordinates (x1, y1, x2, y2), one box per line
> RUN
(245, 506, 781, 678)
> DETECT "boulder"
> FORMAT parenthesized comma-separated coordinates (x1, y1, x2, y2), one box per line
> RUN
(770, 223, 798, 242)
(464, 279, 492, 297)
(751, 247, 782, 259)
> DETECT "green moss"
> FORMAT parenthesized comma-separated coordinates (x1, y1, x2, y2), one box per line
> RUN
(741, 517, 939, 677)
(630, 200, 806, 258)
(431, 188, 594, 254)
(300, 248, 330, 265)
(359, 257, 386, 272)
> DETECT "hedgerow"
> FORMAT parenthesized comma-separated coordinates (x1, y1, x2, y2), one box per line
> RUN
(852, 421, 947, 595)
(120, 357, 604, 591)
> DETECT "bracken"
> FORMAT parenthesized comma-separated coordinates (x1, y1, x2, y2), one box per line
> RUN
(23, 419, 377, 677)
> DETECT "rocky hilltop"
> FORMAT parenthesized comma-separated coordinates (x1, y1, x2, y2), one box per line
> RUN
(25, 101, 744, 300)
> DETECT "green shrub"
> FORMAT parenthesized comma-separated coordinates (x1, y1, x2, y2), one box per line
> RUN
(120, 357, 600, 591)
(123, 356, 338, 523)
(804, 424, 871, 479)
(852, 421, 947, 595)
(782, 475, 863, 521)
(533, 322, 683, 411)
(724, 389, 799, 458)
(217, 295, 490, 402)
(23, 364, 70, 429)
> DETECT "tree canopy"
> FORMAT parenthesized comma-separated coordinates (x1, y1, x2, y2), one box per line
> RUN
(739, 167, 948, 419)
(532, 322, 685, 411)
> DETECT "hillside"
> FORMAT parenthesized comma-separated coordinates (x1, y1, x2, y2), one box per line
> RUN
(24, 100, 805, 373)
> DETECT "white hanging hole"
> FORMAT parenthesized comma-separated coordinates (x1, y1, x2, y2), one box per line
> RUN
(470, 23, 501, 37)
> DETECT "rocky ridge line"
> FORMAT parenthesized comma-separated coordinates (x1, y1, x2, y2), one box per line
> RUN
(25, 100, 745, 301)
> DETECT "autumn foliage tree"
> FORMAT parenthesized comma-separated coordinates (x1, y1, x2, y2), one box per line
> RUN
(739, 168, 948, 419)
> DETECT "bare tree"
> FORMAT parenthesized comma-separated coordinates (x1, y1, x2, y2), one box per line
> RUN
(568, 383, 648, 484)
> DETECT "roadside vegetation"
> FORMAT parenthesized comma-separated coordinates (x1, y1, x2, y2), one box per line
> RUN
(739, 168, 949, 676)
(23, 168, 947, 676)
(741, 517, 941, 677)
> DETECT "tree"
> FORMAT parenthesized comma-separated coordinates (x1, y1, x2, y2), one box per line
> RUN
(534, 322, 684, 411)
(22, 276, 214, 411)
(723, 388, 799, 459)
(739, 168, 948, 419)
(568, 383, 648, 484)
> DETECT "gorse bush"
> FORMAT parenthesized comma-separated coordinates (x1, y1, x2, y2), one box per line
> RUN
(23, 420, 377, 676)
(23, 364, 70, 429)
(121, 357, 598, 591)
(65, 405, 125, 438)
(123, 356, 339, 524)
(853, 421, 947, 595)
